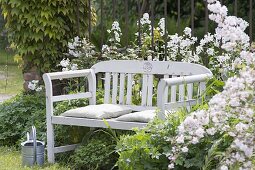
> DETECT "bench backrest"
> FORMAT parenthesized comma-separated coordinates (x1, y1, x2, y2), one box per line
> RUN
(92, 60, 212, 111)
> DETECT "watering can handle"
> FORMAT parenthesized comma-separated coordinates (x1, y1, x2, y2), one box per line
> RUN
(32, 126, 37, 165)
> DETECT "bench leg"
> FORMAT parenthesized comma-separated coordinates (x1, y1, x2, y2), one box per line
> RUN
(47, 121, 55, 163)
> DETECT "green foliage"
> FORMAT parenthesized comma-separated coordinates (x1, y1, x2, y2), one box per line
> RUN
(70, 131, 118, 170)
(116, 109, 188, 170)
(0, 92, 90, 148)
(0, 93, 46, 146)
(0, 0, 95, 72)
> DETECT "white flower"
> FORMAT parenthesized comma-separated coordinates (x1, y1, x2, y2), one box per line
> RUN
(220, 165, 228, 170)
(35, 86, 42, 92)
(71, 64, 78, 71)
(168, 163, 174, 169)
(183, 27, 192, 36)
(60, 58, 70, 68)
(181, 146, 189, 153)
(28, 82, 36, 91)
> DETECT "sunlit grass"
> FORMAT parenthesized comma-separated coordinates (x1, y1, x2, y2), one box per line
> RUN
(0, 147, 70, 170)
(0, 49, 23, 94)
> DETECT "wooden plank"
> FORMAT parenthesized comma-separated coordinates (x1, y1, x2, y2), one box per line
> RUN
(171, 75, 177, 102)
(147, 75, 153, 106)
(104, 72, 111, 103)
(126, 74, 133, 105)
(112, 73, 118, 104)
(119, 73, 125, 104)
(52, 92, 92, 102)
(165, 99, 198, 110)
(141, 74, 148, 106)
(187, 83, 193, 99)
(54, 144, 79, 154)
(46, 69, 92, 80)
(52, 116, 147, 130)
(179, 84, 185, 101)
(199, 81, 206, 96)
(164, 75, 169, 103)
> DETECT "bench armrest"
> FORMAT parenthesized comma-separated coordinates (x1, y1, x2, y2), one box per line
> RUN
(43, 69, 96, 117)
(157, 73, 213, 119)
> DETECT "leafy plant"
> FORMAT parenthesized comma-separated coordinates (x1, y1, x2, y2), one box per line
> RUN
(0, 0, 96, 73)
(116, 109, 189, 170)
(0, 93, 46, 146)
(70, 129, 127, 170)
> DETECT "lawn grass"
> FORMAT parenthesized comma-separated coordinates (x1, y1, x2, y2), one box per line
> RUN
(0, 49, 23, 94)
(0, 147, 70, 170)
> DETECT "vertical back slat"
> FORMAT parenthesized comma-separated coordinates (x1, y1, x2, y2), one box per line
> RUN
(179, 84, 185, 101)
(147, 75, 153, 106)
(126, 74, 133, 105)
(119, 73, 125, 104)
(112, 73, 118, 104)
(104, 72, 111, 103)
(171, 75, 177, 102)
(187, 83, 193, 100)
(199, 82, 206, 96)
(164, 75, 169, 103)
(141, 74, 148, 106)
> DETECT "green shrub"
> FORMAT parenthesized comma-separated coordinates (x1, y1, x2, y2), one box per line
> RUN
(0, 93, 46, 146)
(0, 92, 90, 148)
(70, 131, 119, 170)
(116, 109, 189, 170)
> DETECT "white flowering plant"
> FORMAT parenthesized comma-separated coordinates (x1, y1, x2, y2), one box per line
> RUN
(60, 36, 99, 71)
(27, 80, 43, 92)
(116, 0, 255, 169)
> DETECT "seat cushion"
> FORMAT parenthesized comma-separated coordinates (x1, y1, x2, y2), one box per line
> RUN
(61, 104, 132, 119)
(115, 110, 156, 123)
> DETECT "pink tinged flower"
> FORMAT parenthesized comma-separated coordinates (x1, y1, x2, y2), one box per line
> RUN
(206, 128, 216, 135)
(191, 137, 199, 144)
(195, 128, 205, 138)
(176, 135, 184, 144)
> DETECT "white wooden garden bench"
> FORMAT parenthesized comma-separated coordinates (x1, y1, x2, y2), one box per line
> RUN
(43, 60, 212, 163)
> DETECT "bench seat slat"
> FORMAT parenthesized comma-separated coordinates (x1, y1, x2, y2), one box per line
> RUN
(52, 116, 147, 130)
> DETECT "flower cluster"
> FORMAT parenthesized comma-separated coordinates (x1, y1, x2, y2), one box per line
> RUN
(59, 58, 78, 71)
(168, 65, 255, 169)
(166, 28, 198, 63)
(107, 21, 122, 43)
(28, 80, 43, 92)
(167, 1, 255, 169)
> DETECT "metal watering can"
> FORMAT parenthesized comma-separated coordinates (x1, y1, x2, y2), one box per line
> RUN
(21, 126, 45, 166)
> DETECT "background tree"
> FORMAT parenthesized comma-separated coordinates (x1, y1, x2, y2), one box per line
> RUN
(0, 0, 95, 74)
